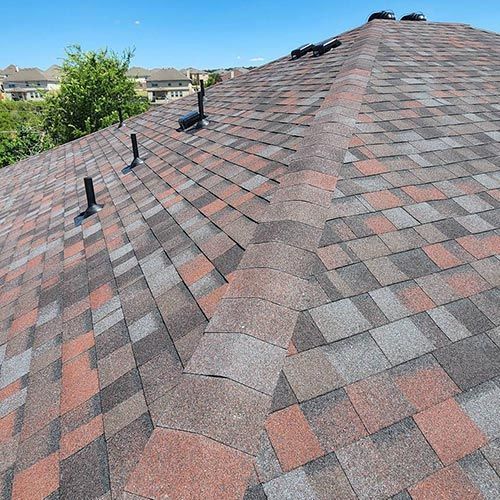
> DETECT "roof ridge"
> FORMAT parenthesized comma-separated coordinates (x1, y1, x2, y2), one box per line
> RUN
(125, 20, 387, 498)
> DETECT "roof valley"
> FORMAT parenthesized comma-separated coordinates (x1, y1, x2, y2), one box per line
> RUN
(124, 21, 386, 498)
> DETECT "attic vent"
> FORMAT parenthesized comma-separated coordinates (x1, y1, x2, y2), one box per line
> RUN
(368, 11, 396, 21)
(312, 37, 341, 56)
(178, 85, 208, 131)
(401, 12, 426, 21)
(291, 43, 314, 60)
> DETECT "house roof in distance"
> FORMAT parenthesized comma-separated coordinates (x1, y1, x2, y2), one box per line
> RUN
(126, 66, 152, 78)
(1, 64, 18, 76)
(3, 67, 56, 83)
(0, 17, 499, 499)
(44, 64, 62, 81)
(147, 67, 191, 81)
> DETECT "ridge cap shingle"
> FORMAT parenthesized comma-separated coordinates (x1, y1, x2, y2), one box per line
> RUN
(125, 20, 386, 498)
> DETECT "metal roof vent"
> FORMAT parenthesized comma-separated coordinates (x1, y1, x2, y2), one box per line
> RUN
(312, 37, 341, 56)
(368, 11, 396, 22)
(291, 43, 314, 60)
(178, 81, 208, 131)
(401, 12, 426, 21)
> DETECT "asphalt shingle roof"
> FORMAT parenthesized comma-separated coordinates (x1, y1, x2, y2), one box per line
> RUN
(147, 67, 191, 81)
(0, 19, 499, 499)
(3, 67, 53, 83)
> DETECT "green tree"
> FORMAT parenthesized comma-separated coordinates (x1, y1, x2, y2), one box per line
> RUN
(0, 100, 46, 132)
(0, 126, 53, 168)
(44, 45, 149, 144)
(206, 72, 222, 87)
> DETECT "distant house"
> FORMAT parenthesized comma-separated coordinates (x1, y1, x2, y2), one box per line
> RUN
(3, 68, 59, 101)
(44, 64, 62, 82)
(1, 64, 18, 79)
(220, 67, 250, 81)
(126, 66, 151, 90)
(146, 68, 193, 103)
(182, 67, 209, 87)
(0, 64, 19, 99)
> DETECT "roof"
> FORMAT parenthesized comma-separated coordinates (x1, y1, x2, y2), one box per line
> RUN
(1, 19, 499, 499)
(3, 67, 53, 83)
(182, 67, 207, 74)
(44, 65, 62, 81)
(1, 64, 18, 76)
(126, 66, 152, 78)
(147, 67, 191, 81)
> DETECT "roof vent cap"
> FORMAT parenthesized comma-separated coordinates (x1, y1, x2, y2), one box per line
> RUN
(178, 89, 208, 131)
(401, 12, 426, 21)
(291, 43, 314, 60)
(312, 37, 341, 56)
(368, 10, 396, 22)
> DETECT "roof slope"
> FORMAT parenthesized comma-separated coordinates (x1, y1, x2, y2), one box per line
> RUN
(126, 66, 152, 78)
(0, 19, 499, 499)
(147, 67, 191, 81)
(0, 25, 357, 498)
(3, 67, 52, 83)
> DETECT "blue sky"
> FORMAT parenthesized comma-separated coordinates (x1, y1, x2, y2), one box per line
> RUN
(4, 1, 499, 70)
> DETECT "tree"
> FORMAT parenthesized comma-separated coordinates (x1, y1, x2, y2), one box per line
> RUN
(206, 72, 222, 87)
(44, 46, 149, 144)
(0, 100, 46, 132)
(0, 126, 53, 168)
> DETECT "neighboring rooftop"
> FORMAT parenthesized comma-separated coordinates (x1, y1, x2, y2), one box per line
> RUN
(126, 66, 152, 78)
(3, 67, 55, 83)
(44, 65, 62, 81)
(147, 67, 191, 81)
(1, 64, 18, 77)
(0, 18, 499, 499)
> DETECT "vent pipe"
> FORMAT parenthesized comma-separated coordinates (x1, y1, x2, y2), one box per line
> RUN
(74, 177, 103, 226)
(130, 133, 144, 169)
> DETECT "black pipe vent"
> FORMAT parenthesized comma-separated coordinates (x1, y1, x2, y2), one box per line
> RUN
(291, 43, 314, 60)
(178, 90, 208, 131)
(401, 12, 426, 21)
(74, 177, 103, 226)
(368, 11, 396, 22)
(312, 37, 341, 56)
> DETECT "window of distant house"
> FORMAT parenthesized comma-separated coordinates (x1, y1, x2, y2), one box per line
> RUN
(168, 83, 171, 86)
(152, 83, 158, 87)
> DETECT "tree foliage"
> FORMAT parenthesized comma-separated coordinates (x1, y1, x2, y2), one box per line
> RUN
(206, 72, 222, 87)
(0, 126, 53, 168)
(0, 100, 46, 132)
(44, 45, 149, 144)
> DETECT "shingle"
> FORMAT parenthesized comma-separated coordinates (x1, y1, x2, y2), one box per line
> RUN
(370, 318, 435, 365)
(284, 347, 344, 402)
(127, 311, 162, 343)
(434, 334, 500, 390)
(301, 388, 367, 452)
(60, 436, 110, 499)
(157, 375, 270, 455)
(336, 418, 440, 499)
(186, 332, 285, 395)
(310, 298, 371, 341)
(325, 333, 390, 384)
(457, 380, 500, 439)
